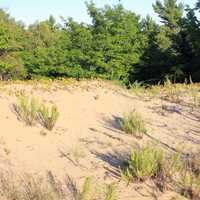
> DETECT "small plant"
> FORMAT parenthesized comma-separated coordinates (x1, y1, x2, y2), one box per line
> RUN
(104, 183, 117, 200)
(14, 95, 40, 126)
(78, 177, 93, 200)
(119, 111, 146, 138)
(179, 170, 200, 200)
(176, 152, 200, 199)
(190, 87, 200, 107)
(75, 178, 117, 200)
(148, 84, 162, 99)
(163, 80, 181, 103)
(130, 81, 145, 97)
(123, 145, 164, 181)
(38, 104, 59, 130)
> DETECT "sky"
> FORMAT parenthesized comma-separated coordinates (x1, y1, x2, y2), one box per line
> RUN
(0, 0, 197, 25)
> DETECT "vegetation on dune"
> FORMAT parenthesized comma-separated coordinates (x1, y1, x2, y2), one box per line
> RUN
(14, 95, 40, 126)
(38, 104, 59, 131)
(123, 145, 165, 181)
(122, 144, 200, 199)
(2, 0, 200, 199)
(14, 94, 59, 130)
(0, 0, 200, 85)
(0, 171, 117, 200)
(119, 111, 146, 138)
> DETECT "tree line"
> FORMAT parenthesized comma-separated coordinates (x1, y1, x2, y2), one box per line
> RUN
(0, 0, 200, 85)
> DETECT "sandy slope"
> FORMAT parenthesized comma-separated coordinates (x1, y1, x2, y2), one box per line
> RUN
(0, 80, 199, 200)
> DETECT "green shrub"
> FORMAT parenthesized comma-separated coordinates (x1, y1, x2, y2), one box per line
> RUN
(38, 104, 59, 130)
(123, 145, 164, 181)
(120, 111, 146, 138)
(14, 95, 39, 126)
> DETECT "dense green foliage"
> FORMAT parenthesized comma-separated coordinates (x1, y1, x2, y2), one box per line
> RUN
(0, 0, 200, 84)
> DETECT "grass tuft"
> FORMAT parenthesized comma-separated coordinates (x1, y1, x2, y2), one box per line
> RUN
(120, 111, 146, 138)
(123, 145, 164, 181)
(13, 94, 59, 131)
(38, 104, 59, 131)
(14, 95, 40, 126)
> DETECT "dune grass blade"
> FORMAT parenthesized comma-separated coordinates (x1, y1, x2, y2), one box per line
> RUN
(39, 104, 59, 131)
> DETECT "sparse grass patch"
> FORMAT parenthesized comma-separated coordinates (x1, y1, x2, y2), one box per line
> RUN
(148, 84, 162, 99)
(189, 86, 200, 108)
(77, 178, 117, 200)
(122, 143, 200, 199)
(0, 170, 117, 200)
(176, 151, 200, 200)
(13, 94, 59, 130)
(163, 79, 182, 104)
(77, 177, 93, 200)
(104, 183, 117, 200)
(166, 88, 181, 103)
(0, 171, 67, 200)
(123, 145, 165, 182)
(38, 103, 59, 131)
(122, 144, 184, 192)
(130, 81, 146, 97)
(178, 170, 200, 200)
(14, 94, 40, 126)
(119, 111, 146, 138)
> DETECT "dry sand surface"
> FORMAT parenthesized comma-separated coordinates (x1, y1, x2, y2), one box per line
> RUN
(0, 80, 199, 200)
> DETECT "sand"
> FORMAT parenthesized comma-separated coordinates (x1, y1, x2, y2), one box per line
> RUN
(0, 80, 199, 200)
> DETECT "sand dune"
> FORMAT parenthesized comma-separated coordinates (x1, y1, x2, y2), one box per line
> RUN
(0, 80, 199, 200)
